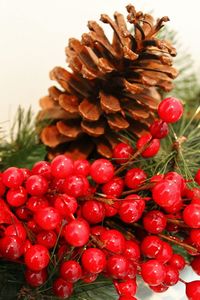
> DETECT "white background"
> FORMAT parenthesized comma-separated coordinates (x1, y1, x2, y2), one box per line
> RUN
(0, 1, 200, 299)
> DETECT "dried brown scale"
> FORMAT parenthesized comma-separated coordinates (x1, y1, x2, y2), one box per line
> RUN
(38, 4, 177, 159)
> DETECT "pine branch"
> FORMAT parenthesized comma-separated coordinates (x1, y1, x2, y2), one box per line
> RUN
(0, 106, 47, 171)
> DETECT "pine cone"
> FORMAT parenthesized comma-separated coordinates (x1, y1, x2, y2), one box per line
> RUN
(38, 4, 178, 159)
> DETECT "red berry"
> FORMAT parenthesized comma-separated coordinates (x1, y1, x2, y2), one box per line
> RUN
(6, 186, 27, 207)
(165, 172, 186, 195)
(141, 236, 163, 258)
(64, 219, 90, 247)
(25, 268, 47, 287)
(114, 279, 137, 296)
(36, 230, 57, 249)
(107, 255, 129, 279)
(23, 240, 32, 253)
(26, 196, 49, 213)
(150, 119, 169, 139)
(149, 284, 168, 293)
(104, 201, 120, 217)
(136, 133, 160, 158)
(158, 97, 183, 123)
(81, 270, 98, 283)
(5, 223, 26, 241)
(74, 159, 90, 176)
(141, 259, 166, 286)
(118, 195, 145, 224)
(51, 155, 74, 179)
(0, 236, 24, 260)
(90, 159, 114, 184)
(2, 167, 24, 188)
(113, 143, 134, 164)
(0, 175, 6, 196)
(32, 161, 51, 179)
(191, 256, 200, 275)
(90, 226, 107, 237)
(183, 204, 200, 228)
(143, 210, 167, 234)
(60, 260, 82, 283)
(34, 207, 61, 230)
(63, 175, 89, 197)
(118, 297, 137, 300)
(164, 265, 179, 286)
(81, 248, 106, 274)
(124, 240, 140, 261)
(150, 174, 164, 183)
(190, 229, 200, 247)
(155, 241, 173, 263)
(26, 175, 48, 196)
(168, 253, 186, 270)
(81, 200, 105, 224)
(102, 177, 124, 197)
(100, 229, 125, 254)
(21, 168, 31, 180)
(195, 169, 200, 186)
(24, 244, 49, 271)
(186, 280, 200, 300)
(152, 179, 181, 208)
(125, 168, 147, 189)
(53, 277, 73, 299)
(15, 206, 32, 221)
(54, 194, 77, 217)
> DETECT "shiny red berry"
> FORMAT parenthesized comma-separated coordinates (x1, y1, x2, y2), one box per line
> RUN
(64, 219, 90, 247)
(0, 235, 24, 260)
(152, 179, 181, 208)
(36, 230, 57, 249)
(81, 270, 98, 283)
(149, 284, 168, 293)
(118, 195, 145, 224)
(53, 277, 73, 298)
(141, 236, 163, 258)
(191, 256, 200, 275)
(32, 161, 51, 179)
(136, 133, 160, 158)
(168, 253, 186, 270)
(2, 167, 24, 188)
(63, 175, 89, 197)
(24, 244, 49, 271)
(155, 241, 173, 263)
(164, 265, 179, 286)
(114, 278, 137, 296)
(26, 175, 48, 196)
(60, 260, 82, 283)
(141, 259, 166, 286)
(190, 229, 200, 247)
(81, 200, 105, 224)
(6, 186, 27, 207)
(90, 159, 114, 184)
(125, 168, 147, 189)
(186, 280, 200, 300)
(102, 177, 124, 197)
(26, 196, 49, 213)
(113, 143, 134, 164)
(107, 255, 129, 279)
(183, 204, 200, 228)
(124, 240, 140, 261)
(74, 159, 90, 176)
(34, 207, 61, 230)
(81, 248, 106, 274)
(5, 223, 27, 241)
(51, 155, 74, 179)
(25, 268, 47, 287)
(54, 194, 77, 217)
(0, 175, 6, 196)
(158, 97, 183, 123)
(150, 119, 169, 139)
(100, 229, 125, 254)
(143, 210, 167, 234)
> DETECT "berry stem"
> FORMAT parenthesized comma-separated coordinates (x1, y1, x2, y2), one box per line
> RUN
(122, 182, 155, 196)
(167, 218, 189, 228)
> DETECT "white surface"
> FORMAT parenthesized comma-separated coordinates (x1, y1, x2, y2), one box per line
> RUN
(0, 1, 200, 298)
(0, 0, 200, 129)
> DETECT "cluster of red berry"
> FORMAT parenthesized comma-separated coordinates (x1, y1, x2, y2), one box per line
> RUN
(0, 97, 200, 300)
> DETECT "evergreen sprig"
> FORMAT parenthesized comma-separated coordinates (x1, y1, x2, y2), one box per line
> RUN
(0, 107, 46, 171)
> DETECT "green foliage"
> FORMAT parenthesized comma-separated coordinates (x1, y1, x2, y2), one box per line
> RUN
(0, 107, 46, 171)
